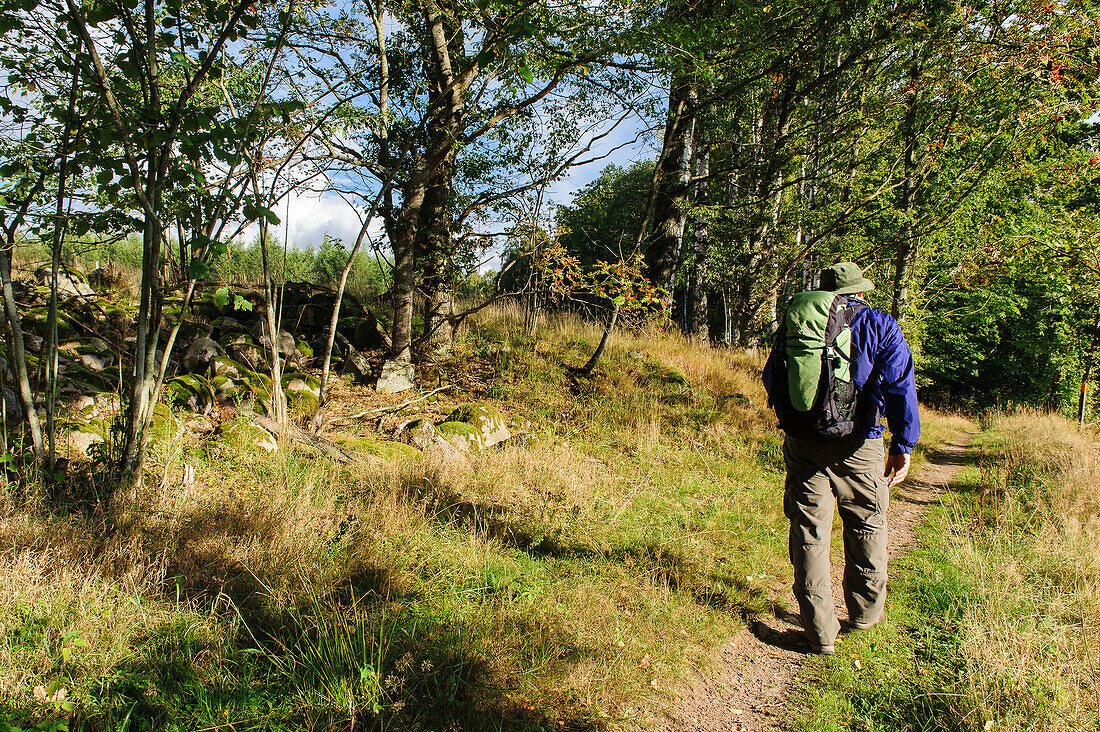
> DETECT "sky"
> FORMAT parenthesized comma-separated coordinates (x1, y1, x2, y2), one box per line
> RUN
(260, 121, 659, 271)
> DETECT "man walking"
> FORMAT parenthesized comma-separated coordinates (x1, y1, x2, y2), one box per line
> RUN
(763, 262, 919, 655)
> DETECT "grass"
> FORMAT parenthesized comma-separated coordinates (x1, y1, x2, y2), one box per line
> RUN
(2, 301, 967, 731)
(793, 409, 1100, 732)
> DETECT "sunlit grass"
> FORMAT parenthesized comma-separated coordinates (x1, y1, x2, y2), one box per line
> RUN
(1, 302, 967, 731)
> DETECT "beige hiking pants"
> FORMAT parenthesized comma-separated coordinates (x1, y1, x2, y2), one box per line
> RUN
(783, 433, 889, 647)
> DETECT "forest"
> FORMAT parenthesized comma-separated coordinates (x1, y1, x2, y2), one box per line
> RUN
(0, 0, 1096, 479)
(1, 0, 1099, 730)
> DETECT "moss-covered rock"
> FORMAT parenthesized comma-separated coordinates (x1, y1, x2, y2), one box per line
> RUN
(147, 402, 182, 441)
(21, 307, 76, 340)
(220, 333, 264, 370)
(61, 361, 114, 393)
(220, 418, 277, 453)
(336, 436, 420, 462)
(659, 368, 690, 388)
(167, 374, 217, 413)
(401, 418, 437, 450)
(63, 418, 109, 458)
(443, 404, 510, 448)
(211, 356, 248, 380)
(295, 340, 314, 359)
(435, 420, 487, 452)
(282, 372, 321, 413)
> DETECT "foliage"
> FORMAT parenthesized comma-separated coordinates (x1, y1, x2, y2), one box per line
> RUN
(537, 239, 670, 329)
(555, 161, 655, 268)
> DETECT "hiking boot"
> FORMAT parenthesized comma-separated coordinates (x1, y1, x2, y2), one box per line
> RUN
(808, 642, 835, 656)
(850, 612, 886, 631)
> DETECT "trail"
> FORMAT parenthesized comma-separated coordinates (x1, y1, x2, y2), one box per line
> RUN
(659, 436, 973, 732)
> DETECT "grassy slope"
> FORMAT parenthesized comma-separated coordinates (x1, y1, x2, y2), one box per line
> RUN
(794, 411, 1100, 732)
(2, 304, 962, 732)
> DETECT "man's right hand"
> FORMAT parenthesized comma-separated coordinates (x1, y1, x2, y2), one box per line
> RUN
(885, 453, 911, 488)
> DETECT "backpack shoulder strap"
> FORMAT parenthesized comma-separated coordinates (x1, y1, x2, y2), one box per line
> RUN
(824, 295, 866, 341)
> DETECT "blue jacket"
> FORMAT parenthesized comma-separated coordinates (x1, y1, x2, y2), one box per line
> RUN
(763, 300, 920, 455)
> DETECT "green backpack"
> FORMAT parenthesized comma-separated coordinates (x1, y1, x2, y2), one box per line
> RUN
(768, 291, 867, 438)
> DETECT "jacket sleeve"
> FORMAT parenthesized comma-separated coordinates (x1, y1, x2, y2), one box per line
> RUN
(877, 317, 920, 455)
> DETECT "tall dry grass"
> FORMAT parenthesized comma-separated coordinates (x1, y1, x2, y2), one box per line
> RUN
(955, 410, 1100, 731)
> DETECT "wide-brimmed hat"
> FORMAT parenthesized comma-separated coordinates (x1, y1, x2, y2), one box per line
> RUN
(819, 262, 875, 295)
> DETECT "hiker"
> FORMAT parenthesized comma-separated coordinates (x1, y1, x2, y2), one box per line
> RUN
(762, 262, 919, 655)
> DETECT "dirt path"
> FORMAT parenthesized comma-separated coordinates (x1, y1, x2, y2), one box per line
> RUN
(659, 437, 973, 732)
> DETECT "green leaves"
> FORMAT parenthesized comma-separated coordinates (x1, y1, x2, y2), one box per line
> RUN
(243, 202, 280, 226)
(187, 260, 210, 280)
(214, 286, 253, 312)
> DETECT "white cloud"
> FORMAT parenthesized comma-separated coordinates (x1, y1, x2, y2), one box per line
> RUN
(245, 190, 386, 251)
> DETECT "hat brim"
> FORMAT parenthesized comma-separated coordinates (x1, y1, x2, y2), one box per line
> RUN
(832, 279, 875, 295)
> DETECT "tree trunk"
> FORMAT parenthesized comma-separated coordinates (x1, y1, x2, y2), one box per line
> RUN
(892, 56, 922, 323)
(579, 303, 619, 376)
(119, 175, 165, 484)
(256, 217, 287, 430)
(645, 71, 697, 292)
(1079, 315, 1100, 425)
(390, 172, 429, 362)
(419, 171, 456, 357)
(0, 240, 44, 458)
(1079, 360, 1093, 426)
(687, 130, 710, 345)
(44, 66, 79, 468)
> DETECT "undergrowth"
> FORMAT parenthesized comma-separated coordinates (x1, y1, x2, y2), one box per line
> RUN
(1, 304, 792, 731)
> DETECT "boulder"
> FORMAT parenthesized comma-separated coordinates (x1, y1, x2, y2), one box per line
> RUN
(2, 388, 23, 423)
(176, 320, 214, 342)
(211, 356, 247, 380)
(213, 316, 247, 335)
(69, 429, 105, 458)
(335, 436, 420, 462)
(35, 268, 93, 298)
(104, 303, 135, 331)
(79, 352, 113, 372)
(21, 307, 75, 340)
(291, 340, 314, 368)
(211, 375, 238, 403)
(400, 418, 438, 451)
(660, 368, 690, 388)
(167, 374, 217, 414)
(65, 418, 109, 458)
(334, 333, 371, 382)
(63, 362, 113, 393)
(282, 372, 321, 413)
(435, 420, 487, 452)
(352, 313, 389, 351)
(220, 333, 264, 371)
(250, 319, 296, 359)
(220, 418, 277, 453)
(400, 419, 468, 466)
(182, 337, 226, 374)
(444, 404, 510, 448)
(71, 395, 96, 416)
(423, 433, 469, 465)
(376, 359, 414, 394)
(297, 304, 323, 329)
(86, 267, 110, 291)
